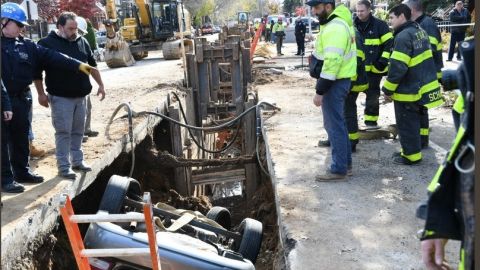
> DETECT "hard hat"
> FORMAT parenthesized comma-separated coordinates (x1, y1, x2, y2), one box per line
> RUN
(278, 17, 283, 21)
(1, 2, 29, 26)
(76, 16, 88, 35)
(306, 0, 335, 6)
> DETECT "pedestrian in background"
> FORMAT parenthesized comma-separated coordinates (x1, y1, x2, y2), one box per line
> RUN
(272, 17, 286, 56)
(447, 1, 471, 61)
(295, 18, 306, 55)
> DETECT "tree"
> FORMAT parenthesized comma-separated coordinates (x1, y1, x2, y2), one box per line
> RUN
(266, 0, 282, 14)
(283, 0, 303, 14)
(58, 0, 97, 19)
(36, 0, 59, 21)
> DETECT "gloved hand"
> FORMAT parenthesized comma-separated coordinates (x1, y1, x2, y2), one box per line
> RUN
(373, 61, 387, 72)
(79, 63, 94, 75)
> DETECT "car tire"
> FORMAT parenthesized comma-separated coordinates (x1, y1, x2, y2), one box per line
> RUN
(206, 206, 232, 230)
(234, 218, 263, 264)
(98, 175, 142, 214)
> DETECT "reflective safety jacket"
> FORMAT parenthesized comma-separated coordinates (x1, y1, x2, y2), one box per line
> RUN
(382, 21, 443, 109)
(272, 22, 285, 33)
(314, 4, 357, 95)
(354, 14, 393, 75)
(416, 14, 443, 80)
(351, 28, 368, 92)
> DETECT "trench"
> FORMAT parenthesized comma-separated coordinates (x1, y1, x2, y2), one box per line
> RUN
(27, 113, 283, 270)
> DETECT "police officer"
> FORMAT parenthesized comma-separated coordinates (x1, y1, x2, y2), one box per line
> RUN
(420, 38, 474, 270)
(382, 4, 443, 165)
(404, 0, 443, 149)
(355, 0, 393, 128)
(307, 0, 357, 180)
(1, 2, 94, 192)
(294, 18, 306, 55)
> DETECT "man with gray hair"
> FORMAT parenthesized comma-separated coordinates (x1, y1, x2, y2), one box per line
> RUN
(34, 12, 105, 179)
(403, 0, 443, 149)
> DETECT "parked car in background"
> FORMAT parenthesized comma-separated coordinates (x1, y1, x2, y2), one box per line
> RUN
(212, 25, 221, 34)
(201, 23, 213, 35)
(96, 30, 107, 48)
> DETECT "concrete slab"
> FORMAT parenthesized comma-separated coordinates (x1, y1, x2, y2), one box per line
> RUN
(257, 68, 461, 269)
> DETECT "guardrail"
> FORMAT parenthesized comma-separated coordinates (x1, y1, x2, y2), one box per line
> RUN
(435, 20, 475, 32)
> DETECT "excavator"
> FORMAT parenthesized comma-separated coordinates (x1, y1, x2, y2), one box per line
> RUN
(103, 0, 193, 68)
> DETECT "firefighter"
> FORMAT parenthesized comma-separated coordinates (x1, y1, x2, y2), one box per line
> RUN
(354, 0, 393, 128)
(382, 4, 443, 165)
(404, 0, 443, 149)
(420, 38, 474, 270)
(306, 0, 357, 180)
(317, 28, 368, 153)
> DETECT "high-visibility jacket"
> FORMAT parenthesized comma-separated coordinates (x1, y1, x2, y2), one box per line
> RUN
(314, 4, 357, 95)
(254, 21, 260, 30)
(351, 28, 368, 92)
(416, 14, 443, 80)
(272, 22, 285, 33)
(354, 14, 393, 75)
(382, 21, 443, 109)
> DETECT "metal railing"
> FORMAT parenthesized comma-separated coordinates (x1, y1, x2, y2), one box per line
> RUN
(435, 20, 475, 32)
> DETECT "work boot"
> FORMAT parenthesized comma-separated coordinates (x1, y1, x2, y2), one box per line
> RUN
(315, 172, 347, 181)
(17, 173, 44, 183)
(29, 142, 46, 159)
(2, 181, 25, 193)
(72, 162, 92, 172)
(347, 165, 353, 176)
(82, 136, 89, 143)
(364, 121, 379, 129)
(318, 139, 331, 147)
(351, 143, 357, 153)
(392, 155, 421, 166)
(84, 130, 99, 137)
(59, 168, 77, 180)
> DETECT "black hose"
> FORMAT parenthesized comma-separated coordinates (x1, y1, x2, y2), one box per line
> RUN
(171, 91, 242, 154)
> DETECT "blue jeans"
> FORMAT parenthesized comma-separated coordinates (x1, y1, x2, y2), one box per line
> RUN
(322, 78, 352, 175)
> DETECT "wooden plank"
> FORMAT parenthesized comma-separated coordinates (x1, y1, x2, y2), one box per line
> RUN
(244, 98, 260, 201)
(197, 60, 210, 120)
(242, 47, 252, 87)
(231, 56, 244, 116)
(192, 169, 245, 180)
(169, 106, 188, 196)
(210, 60, 219, 102)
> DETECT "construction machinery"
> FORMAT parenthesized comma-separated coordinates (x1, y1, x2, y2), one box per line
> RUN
(103, 0, 193, 68)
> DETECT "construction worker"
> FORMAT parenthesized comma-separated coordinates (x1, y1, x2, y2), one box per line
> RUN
(404, 0, 443, 149)
(1, 2, 94, 192)
(295, 18, 306, 55)
(420, 38, 474, 270)
(34, 12, 105, 179)
(306, 0, 357, 180)
(272, 18, 286, 56)
(382, 4, 443, 165)
(317, 28, 368, 152)
(354, 0, 393, 128)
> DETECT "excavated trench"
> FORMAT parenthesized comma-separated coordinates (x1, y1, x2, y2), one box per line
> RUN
(26, 115, 283, 269)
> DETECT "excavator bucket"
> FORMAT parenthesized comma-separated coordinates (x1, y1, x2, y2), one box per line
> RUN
(162, 39, 194, 60)
(104, 33, 136, 68)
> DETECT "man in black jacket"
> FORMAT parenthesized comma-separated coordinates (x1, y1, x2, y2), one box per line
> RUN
(34, 12, 105, 180)
(354, 0, 393, 128)
(295, 18, 306, 55)
(447, 1, 471, 61)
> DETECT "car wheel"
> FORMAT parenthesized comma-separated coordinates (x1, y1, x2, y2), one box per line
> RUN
(206, 206, 232, 230)
(234, 218, 263, 264)
(98, 175, 142, 214)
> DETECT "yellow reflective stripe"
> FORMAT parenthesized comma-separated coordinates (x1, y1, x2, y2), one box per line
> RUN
(351, 83, 368, 92)
(453, 95, 465, 113)
(424, 98, 444, 109)
(437, 72, 442, 79)
(393, 92, 421, 102)
(428, 165, 444, 192)
(371, 65, 387, 73)
(447, 126, 466, 161)
(381, 51, 390, 59)
(383, 80, 398, 91)
(380, 32, 393, 43)
(436, 43, 443, 51)
(364, 38, 380, 45)
(365, 65, 372, 72)
(429, 36, 440, 46)
(420, 128, 429, 136)
(390, 50, 411, 65)
(409, 50, 433, 67)
(357, 49, 365, 60)
(420, 80, 440, 94)
(424, 230, 435, 236)
(401, 150, 422, 161)
(364, 115, 379, 121)
(349, 132, 359, 140)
